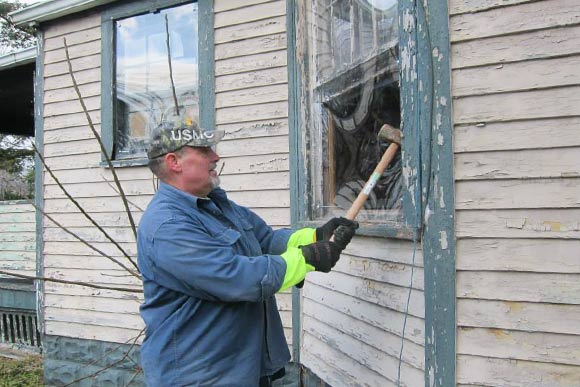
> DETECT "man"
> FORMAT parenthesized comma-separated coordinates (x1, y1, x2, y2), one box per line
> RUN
(137, 121, 358, 387)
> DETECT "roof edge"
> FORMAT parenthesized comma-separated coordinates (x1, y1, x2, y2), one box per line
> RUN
(9, 0, 119, 27)
(0, 47, 36, 70)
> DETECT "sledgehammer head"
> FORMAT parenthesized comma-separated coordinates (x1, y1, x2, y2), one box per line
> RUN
(378, 124, 402, 145)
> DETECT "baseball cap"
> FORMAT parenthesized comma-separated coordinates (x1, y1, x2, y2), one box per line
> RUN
(147, 120, 225, 159)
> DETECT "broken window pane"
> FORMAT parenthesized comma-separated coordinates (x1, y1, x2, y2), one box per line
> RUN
(114, 2, 198, 160)
(300, 0, 402, 224)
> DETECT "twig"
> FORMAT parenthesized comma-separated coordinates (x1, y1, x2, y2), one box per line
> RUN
(123, 368, 142, 387)
(62, 328, 145, 386)
(164, 14, 180, 116)
(31, 142, 139, 272)
(0, 270, 142, 293)
(32, 202, 141, 279)
(63, 37, 138, 240)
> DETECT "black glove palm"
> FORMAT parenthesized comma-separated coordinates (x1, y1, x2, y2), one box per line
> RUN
(301, 241, 342, 273)
(316, 217, 358, 241)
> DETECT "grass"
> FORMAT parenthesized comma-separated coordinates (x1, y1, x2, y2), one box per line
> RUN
(0, 356, 43, 387)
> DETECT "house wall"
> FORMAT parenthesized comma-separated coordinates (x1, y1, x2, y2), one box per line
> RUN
(0, 200, 36, 278)
(451, 0, 580, 385)
(39, 0, 295, 383)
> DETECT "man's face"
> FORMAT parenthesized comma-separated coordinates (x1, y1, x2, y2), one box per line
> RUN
(175, 146, 220, 197)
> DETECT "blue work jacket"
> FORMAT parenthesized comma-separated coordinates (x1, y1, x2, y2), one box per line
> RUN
(137, 182, 292, 386)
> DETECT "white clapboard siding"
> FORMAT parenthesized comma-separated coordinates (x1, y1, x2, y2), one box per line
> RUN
(451, 0, 580, 384)
(214, 2, 293, 356)
(0, 201, 36, 278)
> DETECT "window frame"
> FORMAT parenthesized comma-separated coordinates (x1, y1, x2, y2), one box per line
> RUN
(100, 0, 214, 167)
(288, 0, 420, 239)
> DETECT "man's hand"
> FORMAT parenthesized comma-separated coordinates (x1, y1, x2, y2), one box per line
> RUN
(300, 241, 342, 273)
(316, 217, 359, 242)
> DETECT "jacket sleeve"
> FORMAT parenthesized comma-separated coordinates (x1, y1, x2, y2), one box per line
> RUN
(145, 215, 287, 302)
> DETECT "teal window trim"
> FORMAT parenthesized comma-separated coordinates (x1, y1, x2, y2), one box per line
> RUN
(34, 29, 44, 334)
(100, 0, 215, 167)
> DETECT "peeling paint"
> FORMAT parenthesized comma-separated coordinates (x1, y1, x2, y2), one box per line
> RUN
(439, 231, 448, 250)
(439, 96, 447, 106)
(437, 133, 444, 145)
(506, 218, 526, 229)
(439, 186, 445, 208)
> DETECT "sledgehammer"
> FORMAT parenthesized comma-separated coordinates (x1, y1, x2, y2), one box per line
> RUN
(343, 123, 402, 221)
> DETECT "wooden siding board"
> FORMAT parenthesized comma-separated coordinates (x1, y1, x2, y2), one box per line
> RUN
(214, 0, 286, 28)
(219, 154, 289, 175)
(449, 0, 536, 15)
(44, 26, 100, 50)
(44, 54, 100, 77)
(450, 0, 580, 42)
(216, 101, 287, 125)
(215, 66, 288, 92)
(451, 25, 580, 69)
(454, 86, 580, 124)
(457, 238, 580, 273)
(45, 321, 143, 343)
(214, 0, 272, 13)
(454, 117, 580, 153)
(457, 271, 580, 304)
(457, 355, 580, 387)
(215, 15, 286, 44)
(455, 148, 580, 180)
(219, 118, 289, 140)
(217, 135, 289, 157)
(215, 33, 287, 60)
(458, 327, 580, 366)
(455, 178, 580, 209)
(456, 208, 580, 239)
(215, 83, 288, 108)
(457, 299, 580, 336)
(452, 55, 580, 97)
(215, 50, 287, 75)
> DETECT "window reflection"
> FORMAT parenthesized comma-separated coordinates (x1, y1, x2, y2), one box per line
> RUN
(114, 3, 198, 159)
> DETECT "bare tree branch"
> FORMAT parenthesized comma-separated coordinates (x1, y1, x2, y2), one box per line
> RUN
(62, 328, 145, 387)
(32, 202, 141, 279)
(164, 14, 180, 116)
(63, 37, 138, 240)
(0, 270, 143, 293)
(123, 368, 142, 387)
(31, 142, 139, 272)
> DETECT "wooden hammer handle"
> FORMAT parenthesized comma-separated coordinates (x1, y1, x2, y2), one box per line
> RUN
(344, 142, 400, 221)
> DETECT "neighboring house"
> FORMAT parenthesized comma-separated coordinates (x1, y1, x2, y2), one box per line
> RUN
(6, 0, 580, 386)
(0, 47, 41, 353)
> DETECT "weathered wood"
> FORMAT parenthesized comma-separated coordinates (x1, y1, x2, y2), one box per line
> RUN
(303, 300, 424, 369)
(455, 148, 580, 180)
(456, 209, 580, 239)
(44, 294, 140, 314)
(303, 324, 424, 386)
(45, 320, 143, 344)
(43, 240, 137, 257)
(454, 117, 580, 153)
(458, 327, 580, 366)
(0, 202, 34, 213)
(457, 271, 580, 304)
(45, 306, 143, 330)
(44, 96, 100, 118)
(0, 212, 35, 223)
(309, 270, 425, 318)
(449, 0, 536, 15)
(43, 180, 154, 199)
(44, 226, 136, 244)
(452, 55, 580, 97)
(457, 238, 580, 273)
(219, 153, 289, 174)
(0, 222, 35, 233)
(216, 49, 287, 76)
(334, 252, 424, 290)
(0, 232, 36, 242)
(45, 268, 141, 286)
(43, 212, 142, 229)
(216, 84, 288, 108)
(452, 25, 580, 69)
(245, 207, 290, 226)
(456, 178, 580, 209)
(215, 15, 286, 44)
(457, 354, 580, 387)
(44, 82, 100, 104)
(45, 26, 100, 50)
(216, 66, 288, 93)
(42, 165, 153, 185)
(45, 254, 140, 272)
(43, 12, 100, 39)
(214, 0, 272, 13)
(218, 135, 289, 158)
(44, 282, 142, 300)
(216, 101, 287, 125)
(44, 111, 101, 132)
(344, 236, 424, 267)
(44, 40, 101, 65)
(44, 54, 100, 77)
(450, 0, 580, 42)
(214, 0, 286, 29)
(44, 67, 101, 91)
(218, 118, 289, 140)
(457, 298, 580, 336)
(44, 125, 99, 145)
(304, 282, 425, 345)
(215, 33, 287, 60)
(454, 86, 580, 124)
(302, 333, 393, 387)
(44, 196, 151, 215)
(44, 139, 100, 158)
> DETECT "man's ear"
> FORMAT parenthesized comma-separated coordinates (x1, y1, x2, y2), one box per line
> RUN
(165, 153, 182, 173)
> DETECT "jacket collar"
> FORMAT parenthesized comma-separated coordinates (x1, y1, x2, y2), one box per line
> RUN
(157, 181, 227, 210)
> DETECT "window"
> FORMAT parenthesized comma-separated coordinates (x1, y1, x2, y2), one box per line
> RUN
(102, 0, 211, 162)
(295, 0, 403, 226)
